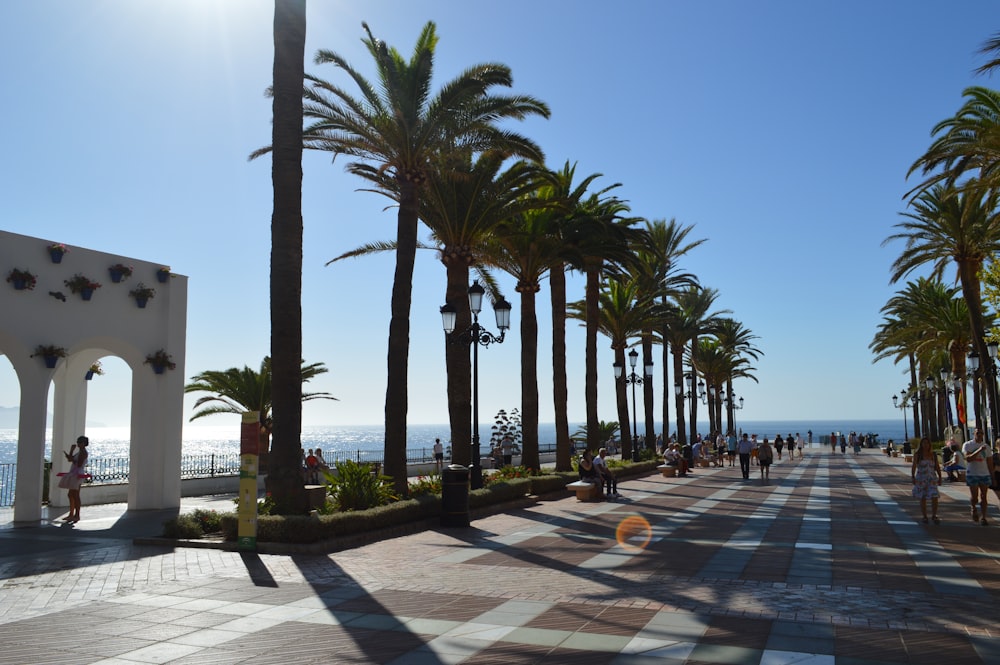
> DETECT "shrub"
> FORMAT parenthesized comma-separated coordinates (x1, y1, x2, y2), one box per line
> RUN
(325, 459, 398, 511)
(191, 508, 223, 533)
(162, 514, 205, 539)
(408, 474, 442, 497)
(529, 472, 578, 496)
(469, 478, 530, 509)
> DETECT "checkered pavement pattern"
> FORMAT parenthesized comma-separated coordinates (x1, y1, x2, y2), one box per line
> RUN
(1, 450, 999, 664)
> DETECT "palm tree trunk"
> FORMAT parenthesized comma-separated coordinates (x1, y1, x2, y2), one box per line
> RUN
(550, 264, 571, 471)
(672, 342, 686, 445)
(383, 178, 419, 495)
(267, 0, 307, 513)
(444, 260, 472, 468)
(641, 334, 654, 451)
(519, 285, 540, 471)
(959, 262, 1000, 441)
(614, 347, 631, 453)
(585, 266, 601, 453)
(660, 314, 670, 446)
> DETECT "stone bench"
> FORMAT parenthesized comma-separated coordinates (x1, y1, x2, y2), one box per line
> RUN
(304, 484, 326, 510)
(567, 480, 602, 501)
(904, 454, 913, 462)
(657, 464, 677, 478)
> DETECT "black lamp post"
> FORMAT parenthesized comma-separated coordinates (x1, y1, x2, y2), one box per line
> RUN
(892, 391, 909, 441)
(674, 373, 702, 445)
(440, 280, 511, 490)
(614, 348, 652, 462)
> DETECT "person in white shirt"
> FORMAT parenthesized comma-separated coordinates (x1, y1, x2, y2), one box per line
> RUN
(962, 428, 994, 525)
(594, 447, 619, 497)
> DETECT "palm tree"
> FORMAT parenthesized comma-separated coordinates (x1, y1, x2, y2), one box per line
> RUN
(563, 192, 642, 452)
(268, 0, 307, 512)
(544, 164, 619, 471)
(884, 184, 1000, 441)
(907, 87, 1000, 197)
(185, 357, 336, 474)
(630, 219, 703, 448)
(713, 318, 761, 433)
(569, 279, 658, 458)
(262, 22, 550, 493)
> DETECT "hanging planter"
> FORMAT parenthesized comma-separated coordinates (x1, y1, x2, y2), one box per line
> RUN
(47, 243, 68, 264)
(108, 263, 133, 284)
(156, 266, 171, 284)
(6, 268, 37, 291)
(144, 349, 176, 375)
(85, 361, 104, 381)
(31, 344, 67, 369)
(64, 274, 102, 301)
(129, 283, 156, 308)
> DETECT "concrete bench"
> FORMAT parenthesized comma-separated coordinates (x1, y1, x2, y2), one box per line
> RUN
(657, 464, 677, 478)
(904, 454, 913, 462)
(304, 484, 326, 510)
(567, 480, 602, 501)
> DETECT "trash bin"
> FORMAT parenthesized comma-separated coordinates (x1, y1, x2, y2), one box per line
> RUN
(441, 464, 470, 528)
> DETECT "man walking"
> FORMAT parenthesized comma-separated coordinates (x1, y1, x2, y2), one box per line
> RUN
(737, 433, 754, 479)
(963, 428, 994, 525)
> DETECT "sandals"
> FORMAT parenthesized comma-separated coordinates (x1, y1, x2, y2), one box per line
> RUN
(972, 507, 980, 522)
(932, 516, 940, 524)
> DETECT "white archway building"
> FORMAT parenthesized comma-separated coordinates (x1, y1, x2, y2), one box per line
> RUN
(1, 230, 187, 524)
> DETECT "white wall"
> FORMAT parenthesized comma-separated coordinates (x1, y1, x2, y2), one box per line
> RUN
(0, 230, 188, 523)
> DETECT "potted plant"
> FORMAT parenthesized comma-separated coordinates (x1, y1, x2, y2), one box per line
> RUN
(31, 344, 67, 369)
(108, 263, 134, 283)
(63, 274, 102, 300)
(145, 349, 176, 374)
(156, 266, 171, 284)
(85, 361, 105, 381)
(129, 282, 156, 308)
(6, 268, 37, 291)
(47, 243, 68, 263)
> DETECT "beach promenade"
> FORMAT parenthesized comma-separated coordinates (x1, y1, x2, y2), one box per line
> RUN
(1, 450, 998, 664)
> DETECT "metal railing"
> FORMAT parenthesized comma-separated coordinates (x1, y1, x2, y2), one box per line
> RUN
(0, 443, 564, 507)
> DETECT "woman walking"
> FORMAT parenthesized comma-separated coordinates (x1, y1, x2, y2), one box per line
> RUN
(758, 437, 774, 481)
(911, 436, 941, 524)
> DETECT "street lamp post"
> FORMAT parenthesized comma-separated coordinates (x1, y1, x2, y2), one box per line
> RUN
(615, 348, 653, 462)
(969, 349, 982, 440)
(892, 391, 909, 441)
(440, 280, 511, 490)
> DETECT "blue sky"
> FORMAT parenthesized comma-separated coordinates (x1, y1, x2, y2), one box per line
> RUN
(2, 1, 999, 430)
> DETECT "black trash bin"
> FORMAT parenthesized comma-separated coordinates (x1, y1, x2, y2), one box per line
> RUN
(441, 464, 470, 528)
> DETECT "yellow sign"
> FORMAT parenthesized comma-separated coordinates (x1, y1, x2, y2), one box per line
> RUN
(237, 411, 259, 551)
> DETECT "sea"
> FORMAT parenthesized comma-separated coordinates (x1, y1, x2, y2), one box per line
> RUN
(0, 419, 907, 466)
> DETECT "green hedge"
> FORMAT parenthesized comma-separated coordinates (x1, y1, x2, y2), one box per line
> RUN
(529, 472, 578, 495)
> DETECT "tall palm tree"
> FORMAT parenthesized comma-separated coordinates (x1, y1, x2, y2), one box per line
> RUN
(260, 22, 550, 492)
(630, 219, 703, 448)
(713, 318, 761, 433)
(668, 285, 729, 444)
(563, 193, 642, 452)
(185, 358, 336, 474)
(884, 184, 1000, 441)
(268, 0, 307, 512)
(544, 164, 619, 470)
(487, 197, 567, 471)
(568, 279, 657, 458)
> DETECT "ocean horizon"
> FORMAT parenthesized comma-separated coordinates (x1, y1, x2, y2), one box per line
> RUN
(1, 419, 910, 465)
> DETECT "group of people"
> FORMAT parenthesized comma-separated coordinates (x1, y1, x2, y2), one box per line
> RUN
(657, 432, 805, 481)
(910, 428, 1000, 525)
(301, 447, 329, 484)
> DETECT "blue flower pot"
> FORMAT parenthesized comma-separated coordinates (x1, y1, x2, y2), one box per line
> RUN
(80, 288, 94, 301)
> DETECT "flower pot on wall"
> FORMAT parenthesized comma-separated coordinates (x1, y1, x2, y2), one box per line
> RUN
(49, 249, 64, 264)
(109, 269, 124, 283)
(152, 364, 166, 375)
(135, 296, 149, 309)
(11, 278, 28, 290)
(80, 288, 94, 301)
(156, 270, 169, 284)
(43, 355, 58, 369)
(85, 370, 95, 380)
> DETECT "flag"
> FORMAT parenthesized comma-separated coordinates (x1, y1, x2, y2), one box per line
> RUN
(957, 389, 966, 425)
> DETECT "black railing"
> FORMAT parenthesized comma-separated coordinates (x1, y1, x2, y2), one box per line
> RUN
(0, 443, 563, 507)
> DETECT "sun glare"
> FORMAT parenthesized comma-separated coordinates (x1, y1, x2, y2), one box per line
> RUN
(615, 515, 652, 551)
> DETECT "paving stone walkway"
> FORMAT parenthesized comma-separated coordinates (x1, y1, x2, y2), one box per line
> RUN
(1, 449, 998, 664)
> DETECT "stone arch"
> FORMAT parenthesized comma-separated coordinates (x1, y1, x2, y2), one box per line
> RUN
(0, 230, 188, 523)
